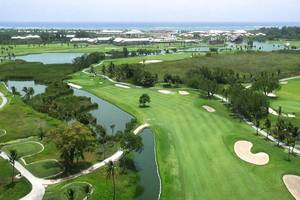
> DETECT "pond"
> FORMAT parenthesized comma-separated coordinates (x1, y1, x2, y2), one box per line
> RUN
(180, 41, 288, 52)
(6, 80, 161, 200)
(15, 53, 84, 64)
(6, 80, 47, 96)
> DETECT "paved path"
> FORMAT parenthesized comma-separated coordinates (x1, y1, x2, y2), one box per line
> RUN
(213, 94, 300, 155)
(0, 152, 45, 200)
(41, 123, 150, 185)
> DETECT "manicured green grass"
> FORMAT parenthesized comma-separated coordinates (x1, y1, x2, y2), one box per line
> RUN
(44, 182, 91, 200)
(68, 73, 300, 200)
(0, 61, 77, 83)
(143, 51, 300, 80)
(270, 77, 300, 132)
(0, 83, 63, 142)
(0, 158, 31, 200)
(97, 53, 193, 67)
(44, 167, 141, 200)
(2, 141, 43, 158)
(1, 43, 207, 56)
(271, 78, 300, 114)
(26, 160, 63, 178)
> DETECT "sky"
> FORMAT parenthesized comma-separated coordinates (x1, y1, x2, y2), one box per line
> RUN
(0, 0, 299, 22)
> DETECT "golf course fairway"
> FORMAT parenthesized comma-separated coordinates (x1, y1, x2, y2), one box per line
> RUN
(69, 72, 300, 200)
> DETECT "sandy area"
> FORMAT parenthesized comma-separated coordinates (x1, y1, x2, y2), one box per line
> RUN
(234, 140, 269, 165)
(267, 93, 277, 97)
(202, 105, 216, 113)
(115, 84, 131, 89)
(158, 90, 172, 94)
(283, 175, 300, 200)
(268, 108, 296, 118)
(280, 81, 288, 85)
(139, 60, 163, 64)
(179, 91, 190, 96)
(67, 83, 82, 89)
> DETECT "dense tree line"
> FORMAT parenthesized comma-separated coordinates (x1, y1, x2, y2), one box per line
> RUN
(73, 52, 105, 70)
(226, 84, 269, 121)
(102, 63, 158, 87)
(27, 82, 98, 122)
(255, 27, 300, 40)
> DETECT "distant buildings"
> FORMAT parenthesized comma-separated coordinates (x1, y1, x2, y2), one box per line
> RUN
(11, 35, 41, 40)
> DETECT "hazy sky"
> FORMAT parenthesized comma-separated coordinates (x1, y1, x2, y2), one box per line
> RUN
(0, 0, 299, 22)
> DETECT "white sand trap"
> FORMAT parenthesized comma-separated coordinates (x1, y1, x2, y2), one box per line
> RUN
(283, 175, 300, 200)
(280, 81, 288, 85)
(268, 108, 296, 118)
(234, 140, 269, 165)
(267, 92, 277, 97)
(158, 90, 172, 94)
(202, 105, 216, 113)
(67, 83, 82, 89)
(115, 84, 130, 89)
(179, 91, 190, 96)
(139, 60, 163, 64)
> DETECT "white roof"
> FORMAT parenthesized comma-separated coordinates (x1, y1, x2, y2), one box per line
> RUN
(114, 38, 150, 43)
(124, 29, 144, 35)
(101, 30, 123, 34)
(11, 35, 40, 40)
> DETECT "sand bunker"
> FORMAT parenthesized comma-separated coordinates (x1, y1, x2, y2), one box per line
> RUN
(139, 60, 163, 64)
(179, 91, 190, 96)
(280, 81, 288, 85)
(283, 175, 300, 200)
(158, 90, 172, 94)
(267, 93, 276, 97)
(234, 140, 269, 165)
(67, 83, 82, 89)
(115, 84, 130, 89)
(268, 108, 296, 118)
(202, 105, 216, 113)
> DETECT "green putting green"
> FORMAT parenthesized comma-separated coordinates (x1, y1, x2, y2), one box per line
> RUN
(2, 141, 43, 158)
(68, 73, 300, 200)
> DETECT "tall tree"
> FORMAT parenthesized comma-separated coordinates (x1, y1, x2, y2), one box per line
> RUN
(106, 160, 116, 200)
(48, 122, 96, 171)
(264, 118, 271, 140)
(9, 150, 18, 183)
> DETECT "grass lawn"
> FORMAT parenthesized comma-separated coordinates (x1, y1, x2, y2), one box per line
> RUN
(270, 77, 300, 144)
(142, 51, 300, 80)
(68, 72, 300, 200)
(0, 158, 31, 200)
(43, 182, 91, 200)
(0, 43, 208, 56)
(97, 53, 193, 67)
(2, 141, 43, 158)
(26, 160, 63, 178)
(0, 61, 77, 83)
(0, 83, 63, 143)
(44, 167, 141, 200)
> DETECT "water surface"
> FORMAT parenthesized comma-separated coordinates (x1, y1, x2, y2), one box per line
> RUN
(16, 53, 84, 64)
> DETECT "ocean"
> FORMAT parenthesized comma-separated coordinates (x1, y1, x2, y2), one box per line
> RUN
(0, 22, 300, 31)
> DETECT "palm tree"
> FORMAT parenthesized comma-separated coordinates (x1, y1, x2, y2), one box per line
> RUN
(106, 160, 116, 200)
(65, 188, 75, 200)
(110, 124, 116, 135)
(264, 118, 271, 140)
(9, 150, 18, 183)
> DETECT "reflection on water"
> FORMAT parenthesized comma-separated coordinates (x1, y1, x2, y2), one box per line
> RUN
(16, 53, 84, 64)
(7, 80, 161, 200)
(6, 80, 47, 96)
